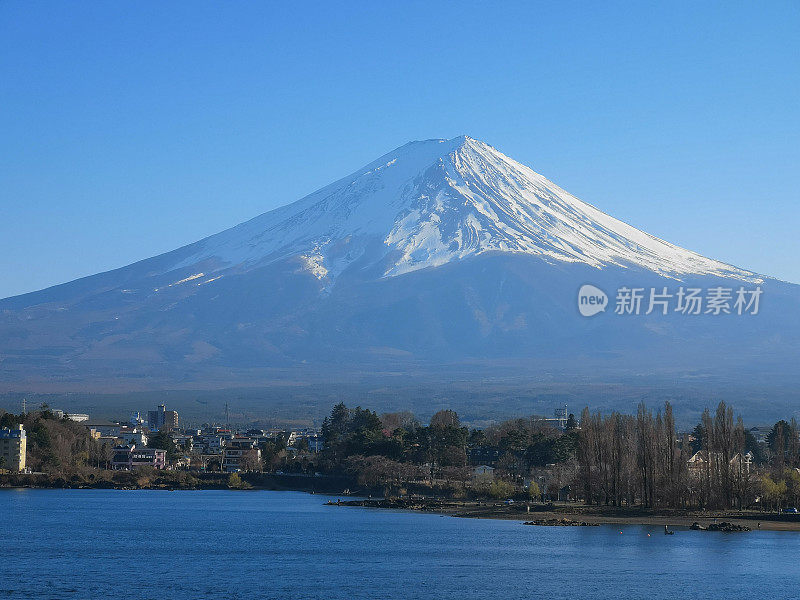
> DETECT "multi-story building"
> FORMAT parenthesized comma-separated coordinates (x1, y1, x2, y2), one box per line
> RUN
(222, 437, 260, 472)
(118, 427, 148, 447)
(50, 410, 89, 422)
(287, 429, 323, 452)
(171, 433, 193, 452)
(307, 434, 324, 453)
(198, 434, 224, 453)
(147, 404, 179, 431)
(111, 444, 166, 470)
(0, 424, 26, 472)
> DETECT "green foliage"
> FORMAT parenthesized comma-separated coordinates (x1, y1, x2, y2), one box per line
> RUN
(4, 411, 104, 474)
(565, 414, 578, 431)
(321, 403, 385, 464)
(527, 481, 541, 500)
(259, 440, 284, 470)
(493, 422, 578, 472)
(468, 429, 486, 447)
(767, 421, 791, 454)
(762, 475, 787, 509)
(418, 422, 469, 467)
(786, 469, 800, 507)
(318, 402, 581, 489)
(0, 412, 22, 429)
(227, 473, 246, 489)
(147, 429, 179, 460)
(38, 405, 56, 420)
(488, 479, 515, 499)
(550, 431, 578, 462)
(690, 422, 706, 454)
(499, 428, 528, 455)
(744, 429, 765, 463)
(430, 409, 460, 429)
(31, 420, 51, 450)
(350, 407, 382, 432)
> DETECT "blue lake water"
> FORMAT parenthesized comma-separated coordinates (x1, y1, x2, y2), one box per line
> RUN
(2, 489, 799, 599)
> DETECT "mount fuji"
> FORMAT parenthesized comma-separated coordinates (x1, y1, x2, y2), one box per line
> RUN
(1, 136, 798, 416)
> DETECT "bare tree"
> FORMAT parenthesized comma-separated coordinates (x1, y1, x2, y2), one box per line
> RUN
(239, 448, 262, 472)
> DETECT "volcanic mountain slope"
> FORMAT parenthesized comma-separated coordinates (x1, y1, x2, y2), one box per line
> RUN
(119, 135, 758, 282)
(1, 136, 798, 393)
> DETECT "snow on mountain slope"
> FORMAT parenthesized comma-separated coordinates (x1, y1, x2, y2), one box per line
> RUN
(2, 135, 798, 397)
(170, 135, 757, 285)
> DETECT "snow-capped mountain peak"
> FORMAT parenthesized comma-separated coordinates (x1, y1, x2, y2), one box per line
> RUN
(3, 135, 797, 397)
(173, 135, 756, 283)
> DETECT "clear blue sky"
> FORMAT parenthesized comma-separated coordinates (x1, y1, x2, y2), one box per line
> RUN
(1, 2, 798, 298)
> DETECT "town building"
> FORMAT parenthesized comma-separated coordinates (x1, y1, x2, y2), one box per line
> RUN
(222, 437, 260, 472)
(472, 465, 495, 478)
(147, 404, 179, 431)
(749, 426, 773, 445)
(687, 450, 753, 476)
(307, 434, 324, 453)
(0, 424, 26, 472)
(196, 432, 227, 453)
(171, 433, 193, 452)
(85, 421, 121, 437)
(50, 410, 89, 422)
(118, 426, 148, 447)
(468, 447, 501, 467)
(111, 444, 166, 470)
(286, 429, 323, 452)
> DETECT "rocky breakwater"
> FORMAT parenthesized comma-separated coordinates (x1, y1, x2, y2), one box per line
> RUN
(690, 521, 750, 532)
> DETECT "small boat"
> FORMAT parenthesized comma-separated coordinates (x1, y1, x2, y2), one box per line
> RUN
(664, 525, 674, 535)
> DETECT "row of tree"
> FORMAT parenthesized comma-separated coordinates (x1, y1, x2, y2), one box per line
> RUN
(317, 402, 579, 495)
(577, 401, 799, 510)
(317, 401, 800, 508)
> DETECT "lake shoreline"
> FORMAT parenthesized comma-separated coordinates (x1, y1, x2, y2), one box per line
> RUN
(328, 498, 800, 531)
(5, 473, 800, 532)
(0, 470, 355, 494)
